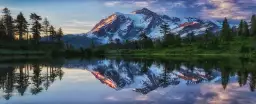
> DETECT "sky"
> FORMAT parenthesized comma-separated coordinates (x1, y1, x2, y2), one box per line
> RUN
(0, 0, 255, 34)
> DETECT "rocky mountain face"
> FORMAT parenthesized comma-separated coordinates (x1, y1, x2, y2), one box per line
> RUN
(62, 8, 221, 48)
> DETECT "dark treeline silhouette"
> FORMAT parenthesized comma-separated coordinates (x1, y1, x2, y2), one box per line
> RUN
(0, 64, 64, 100)
(97, 15, 256, 55)
(0, 7, 64, 52)
(0, 7, 64, 42)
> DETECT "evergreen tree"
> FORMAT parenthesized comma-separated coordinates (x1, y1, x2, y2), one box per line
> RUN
(174, 34, 182, 46)
(139, 32, 153, 49)
(0, 20, 6, 39)
(221, 18, 232, 41)
(231, 26, 237, 36)
(139, 32, 147, 49)
(154, 39, 162, 49)
(160, 22, 171, 47)
(56, 27, 63, 42)
(30, 13, 42, 43)
(238, 20, 243, 36)
(49, 25, 55, 41)
(186, 32, 195, 45)
(139, 32, 148, 40)
(221, 69, 230, 90)
(90, 40, 95, 49)
(42, 18, 50, 41)
(15, 12, 28, 40)
(2, 7, 14, 40)
(250, 71, 256, 92)
(251, 15, 256, 36)
(203, 29, 212, 48)
(146, 38, 153, 49)
(162, 32, 175, 47)
(160, 22, 170, 36)
(243, 21, 250, 37)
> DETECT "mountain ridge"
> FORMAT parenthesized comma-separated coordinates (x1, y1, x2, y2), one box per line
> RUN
(62, 8, 221, 48)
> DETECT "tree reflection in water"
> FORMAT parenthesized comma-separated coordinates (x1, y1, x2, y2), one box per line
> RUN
(0, 63, 64, 100)
(1, 57, 256, 100)
(86, 57, 256, 95)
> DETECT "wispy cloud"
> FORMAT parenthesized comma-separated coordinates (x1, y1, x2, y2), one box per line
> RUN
(200, 0, 252, 20)
(104, 0, 153, 8)
(62, 20, 97, 34)
(134, 1, 150, 7)
(104, 1, 121, 7)
(167, 1, 186, 8)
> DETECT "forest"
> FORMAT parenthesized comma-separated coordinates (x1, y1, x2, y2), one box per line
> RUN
(0, 7, 64, 56)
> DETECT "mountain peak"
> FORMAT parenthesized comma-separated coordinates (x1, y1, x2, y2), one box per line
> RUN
(140, 8, 152, 12)
(113, 12, 123, 16)
(132, 8, 156, 15)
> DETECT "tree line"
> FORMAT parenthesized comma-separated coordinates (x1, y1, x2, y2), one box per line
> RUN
(99, 14, 256, 54)
(0, 7, 63, 43)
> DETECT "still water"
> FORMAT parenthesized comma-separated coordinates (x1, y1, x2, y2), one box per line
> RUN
(0, 57, 256, 104)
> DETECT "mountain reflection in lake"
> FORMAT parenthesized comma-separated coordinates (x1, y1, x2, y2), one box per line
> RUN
(1, 57, 256, 104)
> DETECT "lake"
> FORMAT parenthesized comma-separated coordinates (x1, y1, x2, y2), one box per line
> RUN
(0, 57, 256, 104)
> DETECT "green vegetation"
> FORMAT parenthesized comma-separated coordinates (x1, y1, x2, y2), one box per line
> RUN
(97, 15, 256, 57)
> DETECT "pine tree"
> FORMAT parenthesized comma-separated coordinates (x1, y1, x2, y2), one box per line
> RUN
(238, 20, 243, 36)
(154, 39, 162, 49)
(221, 18, 232, 41)
(243, 21, 250, 37)
(139, 32, 152, 49)
(139, 32, 148, 40)
(2, 7, 14, 40)
(15, 12, 28, 40)
(203, 29, 213, 48)
(251, 15, 256, 36)
(30, 13, 42, 43)
(160, 22, 170, 38)
(160, 23, 173, 47)
(49, 25, 55, 41)
(174, 34, 182, 46)
(90, 40, 95, 49)
(187, 32, 195, 45)
(163, 32, 175, 47)
(42, 18, 50, 41)
(0, 20, 5, 39)
(231, 26, 237, 36)
(56, 27, 63, 42)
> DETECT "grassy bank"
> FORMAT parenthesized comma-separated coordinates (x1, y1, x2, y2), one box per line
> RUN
(0, 40, 65, 57)
(105, 37, 256, 57)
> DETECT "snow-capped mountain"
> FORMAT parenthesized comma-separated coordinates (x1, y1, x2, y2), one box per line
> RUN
(63, 8, 221, 47)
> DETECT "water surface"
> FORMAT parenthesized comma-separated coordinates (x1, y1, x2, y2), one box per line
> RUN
(0, 57, 256, 104)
